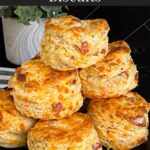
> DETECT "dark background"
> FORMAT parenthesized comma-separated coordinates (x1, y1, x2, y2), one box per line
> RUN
(0, 6, 150, 150)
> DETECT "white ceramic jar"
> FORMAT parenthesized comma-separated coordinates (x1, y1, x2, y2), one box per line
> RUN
(2, 18, 46, 65)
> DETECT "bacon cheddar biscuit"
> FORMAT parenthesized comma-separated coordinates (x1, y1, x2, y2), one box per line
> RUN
(27, 113, 102, 150)
(40, 15, 110, 71)
(9, 59, 83, 120)
(79, 41, 138, 99)
(88, 92, 150, 150)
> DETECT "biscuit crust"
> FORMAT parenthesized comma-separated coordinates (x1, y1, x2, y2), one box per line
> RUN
(40, 15, 110, 71)
(27, 113, 102, 150)
(0, 89, 35, 148)
(9, 59, 83, 120)
(88, 92, 150, 150)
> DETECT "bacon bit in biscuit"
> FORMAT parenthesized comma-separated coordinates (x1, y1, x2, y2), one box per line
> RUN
(121, 71, 129, 79)
(71, 79, 77, 84)
(132, 116, 146, 127)
(81, 41, 89, 55)
(52, 102, 62, 112)
(92, 143, 102, 150)
(135, 72, 139, 81)
(17, 73, 26, 82)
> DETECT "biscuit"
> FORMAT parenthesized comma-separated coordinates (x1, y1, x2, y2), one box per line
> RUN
(88, 92, 150, 150)
(9, 59, 83, 120)
(0, 89, 35, 148)
(40, 15, 110, 71)
(27, 113, 102, 150)
(79, 41, 138, 98)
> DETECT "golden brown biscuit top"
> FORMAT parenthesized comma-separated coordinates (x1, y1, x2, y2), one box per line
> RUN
(29, 113, 95, 145)
(80, 40, 132, 77)
(9, 59, 78, 90)
(89, 92, 150, 127)
(45, 15, 109, 35)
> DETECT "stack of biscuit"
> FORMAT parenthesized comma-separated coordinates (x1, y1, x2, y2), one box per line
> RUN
(1, 15, 150, 150)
